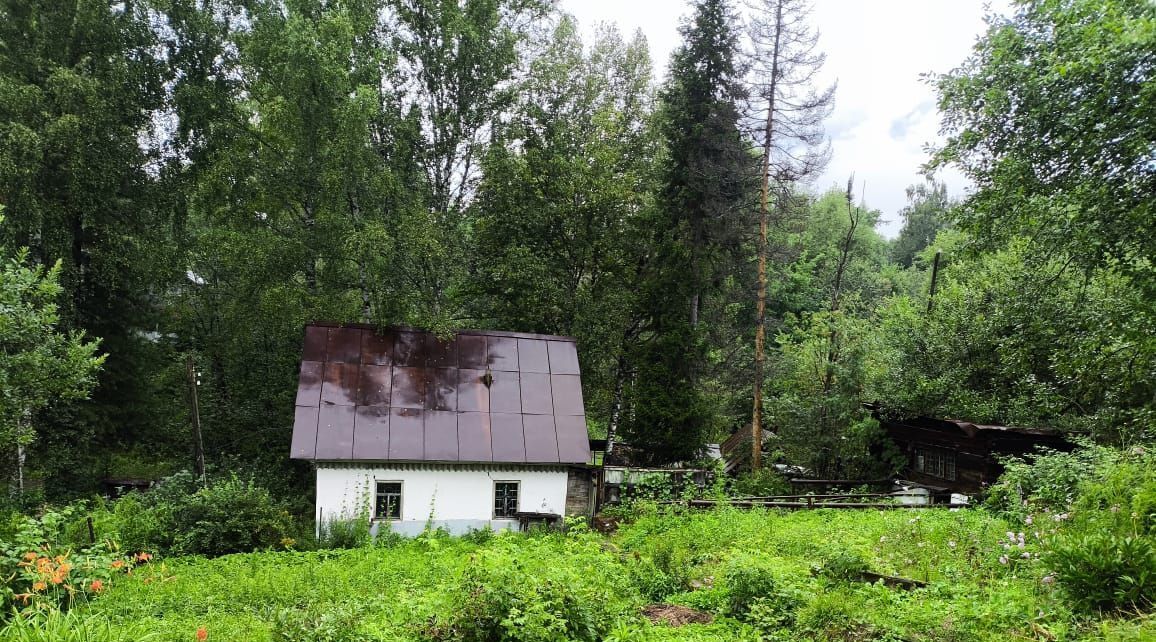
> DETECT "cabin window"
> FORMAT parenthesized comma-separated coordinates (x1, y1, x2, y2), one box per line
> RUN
(375, 481, 402, 520)
(494, 481, 520, 518)
(913, 445, 957, 481)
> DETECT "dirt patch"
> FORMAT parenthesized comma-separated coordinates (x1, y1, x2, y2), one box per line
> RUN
(642, 604, 714, 626)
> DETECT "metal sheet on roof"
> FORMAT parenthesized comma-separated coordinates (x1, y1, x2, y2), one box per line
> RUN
(290, 324, 590, 464)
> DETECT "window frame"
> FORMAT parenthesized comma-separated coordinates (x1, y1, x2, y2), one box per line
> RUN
(493, 480, 520, 519)
(912, 445, 957, 481)
(374, 480, 403, 521)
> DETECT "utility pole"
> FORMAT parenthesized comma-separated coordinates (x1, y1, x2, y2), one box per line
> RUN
(186, 355, 207, 487)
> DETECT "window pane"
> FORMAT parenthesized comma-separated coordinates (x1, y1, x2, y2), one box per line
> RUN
(494, 482, 519, 518)
(376, 482, 402, 520)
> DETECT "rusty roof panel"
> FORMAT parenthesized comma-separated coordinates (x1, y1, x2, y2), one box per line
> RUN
(327, 327, 363, 363)
(489, 370, 521, 414)
(520, 373, 553, 415)
(390, 367, 427, 409)
(427, 335, 458, 368)
(361, 331, 393, 366)
(546, 341, 580, 375)
(292, 324, 589, 465)
(353, 406, 390, 459)
(389, 408, 424, 460)
(427, 368, 457, 411)
(457, 412, 492, 462)
(424, 410, 458, 460)
(295, 361, 324, 407)
(393, 331, 426, 367)
(321, 362, 359, 406)
(456, 368, 489, 412)
(550, 374, 585, 416)
(357, 364, 391, 406)
(555, 415, 591, 463)
(316, 405, 356, 459)
(458, 334, 487, 369)
(486, 336, 518, 371)
(290, 406, 319, 458)
(491, 413, 526, 462)
(523, 414, 560, 463)
(302, 325, 328, 361)
(517, 338, 550, 373)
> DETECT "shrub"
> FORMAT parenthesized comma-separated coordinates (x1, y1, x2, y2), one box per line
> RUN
(985, 444, 1117, 518)
(318, 515, 372, 550)
(168, 476, 294, 556)
(721, 552, 800, 621)
(817, 549, 871, 582)
(1045, 533, 1156, 613)
(730, 469, 790, 497)
(272, 604, 375, 642)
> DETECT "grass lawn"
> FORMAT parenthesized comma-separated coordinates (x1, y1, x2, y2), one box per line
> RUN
(5, 507, 1153, 641)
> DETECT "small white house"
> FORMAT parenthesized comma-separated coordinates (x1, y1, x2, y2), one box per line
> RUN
(290, 324, 593, 536)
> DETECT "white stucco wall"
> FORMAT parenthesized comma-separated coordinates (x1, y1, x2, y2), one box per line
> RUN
(315, 464, 569, 536)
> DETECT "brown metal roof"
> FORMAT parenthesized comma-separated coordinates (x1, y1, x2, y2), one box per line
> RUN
(290, 324, 591, 464)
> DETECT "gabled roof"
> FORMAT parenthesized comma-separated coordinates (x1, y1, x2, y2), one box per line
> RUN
(290, 323, 591, 465)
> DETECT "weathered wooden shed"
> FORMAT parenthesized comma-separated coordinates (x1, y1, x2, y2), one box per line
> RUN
(879, 414, 1073, 493)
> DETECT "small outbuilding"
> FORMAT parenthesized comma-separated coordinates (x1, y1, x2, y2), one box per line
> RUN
(290, 323, 593, 535)
(879, 413, 1073, 493)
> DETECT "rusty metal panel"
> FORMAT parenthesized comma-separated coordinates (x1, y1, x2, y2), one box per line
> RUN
(316, 405, 356, 459)
(353, 406, 390, 459)
(389, 408, 424, 460)
(393, 331, 426, 367)
(426, 335, 458, 368)
(457, 412, 492, 462)
(546, 341, 580, 375)
(361, 331, 393, 366)
(456, 368, 490, 412)
(517, 338, 550, 373)
(550, 374, 585, 416)
(489, 370, 521, 414)
(458, 334, 487, 369)
(523, 414, 560, 463)
(424, 410, 458, 461)
(555, 415, 591, 463)
(391, 367, 427, 409)
(296, 361, 324, 406)
(321, 362, 359, 406)
(357, 364, 391, 406)
(519, 372, 553, 415)
(491, 413, 526, 463)
(327, 327, 363, 363)
(290, 406, 319, 458)
(427, 368, 457, 411)
(486, 336, 519, 371)
(303, 325, 328, 361)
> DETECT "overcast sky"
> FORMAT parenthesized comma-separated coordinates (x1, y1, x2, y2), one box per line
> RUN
(559, 0, 1012, 237)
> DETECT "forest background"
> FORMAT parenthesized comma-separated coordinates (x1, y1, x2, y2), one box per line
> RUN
(0, 0, 1152, 506)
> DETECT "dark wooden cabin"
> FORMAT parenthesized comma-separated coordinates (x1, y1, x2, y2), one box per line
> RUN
(879, 414, 1073, 493)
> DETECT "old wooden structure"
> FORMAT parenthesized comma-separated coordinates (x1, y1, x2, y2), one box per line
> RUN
(879, 413, 1072, 493)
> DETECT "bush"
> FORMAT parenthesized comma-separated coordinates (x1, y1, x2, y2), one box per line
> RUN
(985, 443, 1117, 518)
(721, 553, 799, 620)
(317, 516, 372, 550)
(730, 469, 790, 497)
(168, 476, 294, 556)
(1045, 533, 1156, 613)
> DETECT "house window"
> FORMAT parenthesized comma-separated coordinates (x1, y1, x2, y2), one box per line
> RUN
(913, 445, 957, 481)
(494, 481, 519, 519)
(375, 481, 402, 520)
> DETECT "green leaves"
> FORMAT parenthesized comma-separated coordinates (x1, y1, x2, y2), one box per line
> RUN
(0, 217, 103, 449)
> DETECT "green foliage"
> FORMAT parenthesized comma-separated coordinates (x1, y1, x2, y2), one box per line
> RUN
(932, 0, 1156, 279)
(729, 469, 791, 497)
(985, 444, 1118, 518)
(0, 611, 156, 642)
(0, 215, 103, 449)
(1046, 533, 1156, 613)
(317, 515, 373, 551)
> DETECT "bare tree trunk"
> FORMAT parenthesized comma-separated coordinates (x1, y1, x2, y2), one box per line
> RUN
(752, 0, 784, 473)
(605, 355, 627, 456)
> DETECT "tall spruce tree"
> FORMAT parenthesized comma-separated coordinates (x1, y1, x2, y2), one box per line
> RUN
(622, 0, 753, 464)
